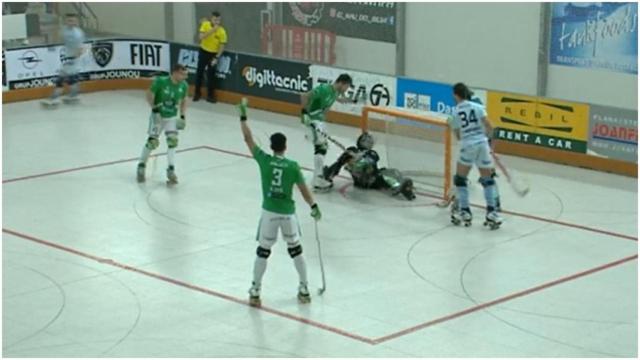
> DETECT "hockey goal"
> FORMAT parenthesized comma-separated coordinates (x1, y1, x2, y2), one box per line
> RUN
(361, 105, 454, 200)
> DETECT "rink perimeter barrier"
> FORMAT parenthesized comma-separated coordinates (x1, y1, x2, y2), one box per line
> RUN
(2, 38, 636, 177)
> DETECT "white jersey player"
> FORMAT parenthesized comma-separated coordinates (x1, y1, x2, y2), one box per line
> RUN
(42, 13, 86, 107)
(449, 83, 502, 229)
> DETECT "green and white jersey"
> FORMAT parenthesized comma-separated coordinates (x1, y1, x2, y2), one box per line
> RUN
(307, 83, 338, 121)
(150, 76, 188, 118)
(253, 145, 305, 215)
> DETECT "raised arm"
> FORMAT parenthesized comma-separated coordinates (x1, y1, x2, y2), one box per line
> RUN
(238, 98, 256, 152)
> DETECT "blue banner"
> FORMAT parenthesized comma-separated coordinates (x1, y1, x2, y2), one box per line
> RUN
(550, 2, 638, 74)
(396, 78, 456, 115)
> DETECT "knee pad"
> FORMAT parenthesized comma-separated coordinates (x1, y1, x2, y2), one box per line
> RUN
(55, 76, 65, 87)
(454, 174, 467, 187)
(491, 170, 498, 179)
(314, 144, 327, 155)
(166, 133, 178, 148)
(146, 137, 159, 150)
(287, 244, 303, 258)
(68, 75, 79, 85)
(256, 246, 271, 259)
(479, 176, 495, 187)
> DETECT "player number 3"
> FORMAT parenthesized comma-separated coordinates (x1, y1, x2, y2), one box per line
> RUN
(272, 168, 283, 187)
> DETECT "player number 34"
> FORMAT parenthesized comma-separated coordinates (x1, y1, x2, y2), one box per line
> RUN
(458, 109, 477, 128)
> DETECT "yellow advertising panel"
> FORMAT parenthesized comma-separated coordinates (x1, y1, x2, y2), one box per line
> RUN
(487, 91, 589, 153)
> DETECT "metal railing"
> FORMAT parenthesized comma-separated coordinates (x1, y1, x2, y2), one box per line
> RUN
(71, 2, 99, 32)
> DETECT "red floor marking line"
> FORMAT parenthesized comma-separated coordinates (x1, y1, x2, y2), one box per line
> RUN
(418, 192, 638, 242)
(202, 145, 637, 242)
(2, 146, 207, 184)
(2, 228, 375, 345)
(371, 254, 638, 344)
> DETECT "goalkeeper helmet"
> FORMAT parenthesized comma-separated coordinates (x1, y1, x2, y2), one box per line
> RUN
(357, 132, 375, 150)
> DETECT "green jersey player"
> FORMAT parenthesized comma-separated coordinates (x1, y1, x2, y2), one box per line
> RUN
(300, 74, 352, 191)
(136, 64, 188, 185)
(238, 98, 322, 307)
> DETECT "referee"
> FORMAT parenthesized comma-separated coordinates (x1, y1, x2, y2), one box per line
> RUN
(194, 11, 227, 103)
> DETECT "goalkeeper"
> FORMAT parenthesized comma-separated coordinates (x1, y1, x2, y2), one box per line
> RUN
(323, 132, 416, 201)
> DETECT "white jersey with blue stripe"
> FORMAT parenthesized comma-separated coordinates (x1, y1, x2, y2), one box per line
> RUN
(62, 26, 86, 58)
(451, 100, 489, 148)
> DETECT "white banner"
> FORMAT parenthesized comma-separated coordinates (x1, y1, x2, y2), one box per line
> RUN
(309, 65, 396, 115)
(5, 46, 62, 82)
(84, 40, 170, 73)
(5, 40, 170, 89)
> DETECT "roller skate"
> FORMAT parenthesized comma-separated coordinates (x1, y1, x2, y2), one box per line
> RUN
(452, 208, 472, 227)
(313, 176, 333, 193)
(136, 163, 146, 183)
(399, 179, 416, 200)
(248, 282, 261, 307)
(62, 96, 79, 104)
(40, 98, 60, 109)
(166, 165, 178, 185)
(297, 282, 311, 304)
(484, 210, 503, 230)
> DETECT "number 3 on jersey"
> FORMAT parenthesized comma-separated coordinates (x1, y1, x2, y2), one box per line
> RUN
(272, 168, 283, 187)
(458, 109, 477, 128)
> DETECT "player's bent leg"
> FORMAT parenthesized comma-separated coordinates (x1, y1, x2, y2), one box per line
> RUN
(164, 117, 178, 185)
(452, 164, 472, 226)
(41, 76, 66, 108)
(166, 130, 179, 185)
(137, 137, 159, 182)
(324, 147, 356, 181)
(250, 245, 271, 307)
(313, 144, 332, 191)
(249, 212, 279, 306)
(63, 74, 80, 104)
(479, 167, 503, 229)
(491, 170, 501, 211)
(282, 215, 310, 304)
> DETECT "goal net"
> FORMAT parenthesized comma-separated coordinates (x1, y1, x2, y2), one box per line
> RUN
(361, 106, 455, 200)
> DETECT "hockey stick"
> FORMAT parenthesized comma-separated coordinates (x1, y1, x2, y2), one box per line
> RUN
(491, 151, 530, 197)
(312, 123, 348, 151)
(435, 188, 456, 208)
(314, 220, 327, 295)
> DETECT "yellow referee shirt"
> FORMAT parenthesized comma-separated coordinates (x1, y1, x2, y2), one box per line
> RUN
(199, 21, 227, 53)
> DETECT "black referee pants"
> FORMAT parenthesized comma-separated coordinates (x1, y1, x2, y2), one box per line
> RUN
(194, 48, 217, 99)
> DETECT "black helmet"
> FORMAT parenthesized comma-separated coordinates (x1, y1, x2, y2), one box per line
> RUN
(357, 132, 375, 150)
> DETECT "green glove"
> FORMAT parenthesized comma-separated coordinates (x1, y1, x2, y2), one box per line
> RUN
(177, 115, 186, 130)
(237, 97, 248, 121)
(301, 109, 311, 126)
(310, 203, 321, 221)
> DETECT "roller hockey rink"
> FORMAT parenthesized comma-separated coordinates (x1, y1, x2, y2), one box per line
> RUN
(2, 91, 638, 357)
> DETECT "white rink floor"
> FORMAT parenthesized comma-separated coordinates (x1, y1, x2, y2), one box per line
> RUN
(2, 90, 638, 357)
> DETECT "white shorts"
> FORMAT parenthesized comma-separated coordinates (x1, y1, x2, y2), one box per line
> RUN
(148, 113, 178, 138)
(256, 210, 302, 249)
(458, 141, 494, 169)
(307, 120, 328, 147)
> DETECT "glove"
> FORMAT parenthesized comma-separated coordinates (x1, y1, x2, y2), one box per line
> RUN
(310, 203, 321, 221)
(301, 108, 311, 126)
(177, 115, 186, 130)
(237, 98, 248, 121)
